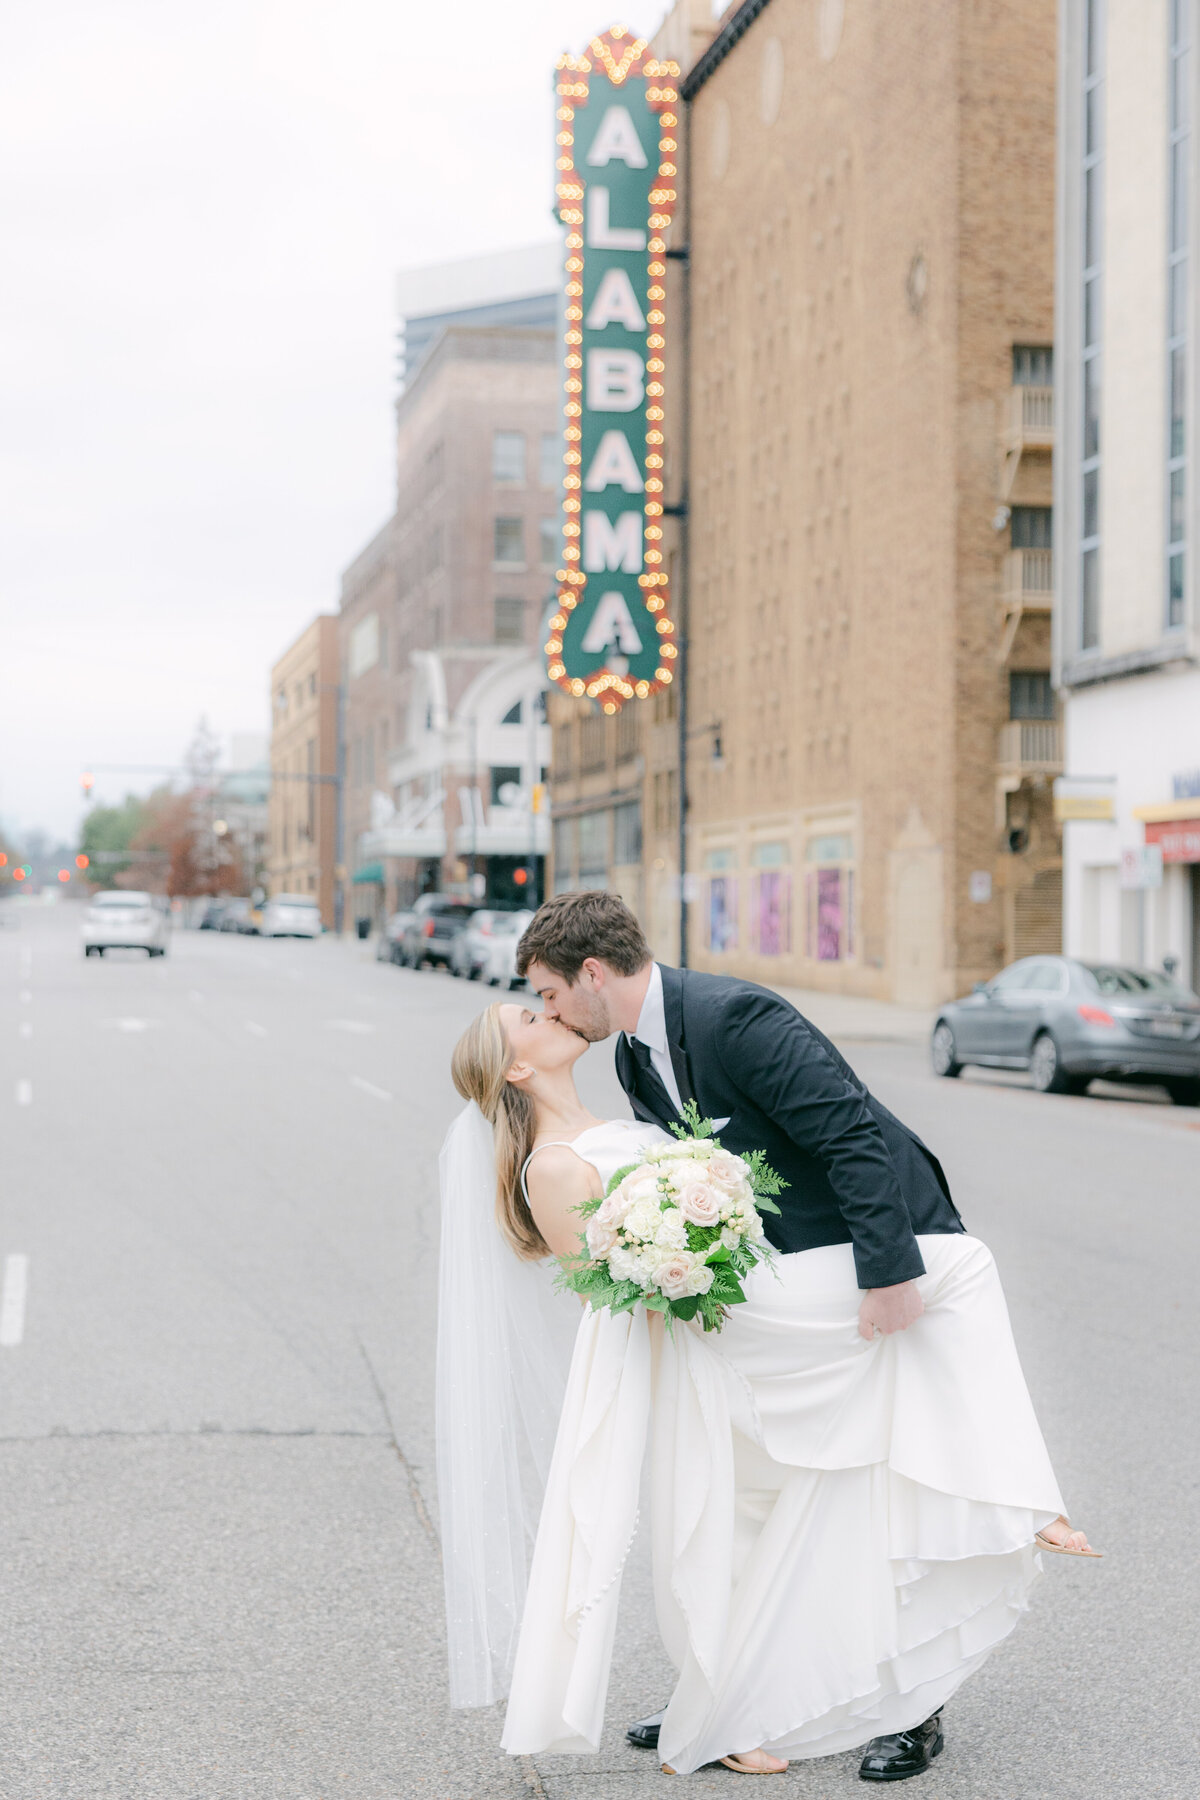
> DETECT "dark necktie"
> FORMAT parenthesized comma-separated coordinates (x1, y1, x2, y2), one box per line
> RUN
(628, 1035, 678, 1121)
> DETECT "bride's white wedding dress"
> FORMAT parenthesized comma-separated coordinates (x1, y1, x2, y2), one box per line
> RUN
(500, 1119, 1064, 1774)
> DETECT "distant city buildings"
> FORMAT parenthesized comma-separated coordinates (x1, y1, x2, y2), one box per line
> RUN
(267, 616, 339, 926)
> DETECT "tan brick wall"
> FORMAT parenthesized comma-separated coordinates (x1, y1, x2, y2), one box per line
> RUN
(267, 615, 339, 926)
(678, 0, 1057, 1002)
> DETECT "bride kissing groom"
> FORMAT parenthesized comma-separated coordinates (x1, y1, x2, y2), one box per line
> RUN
(439, 889, 1098, 1781)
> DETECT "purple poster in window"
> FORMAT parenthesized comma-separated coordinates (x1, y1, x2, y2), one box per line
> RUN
(756, 872, 791, 955)
(816, 867, 842, 961)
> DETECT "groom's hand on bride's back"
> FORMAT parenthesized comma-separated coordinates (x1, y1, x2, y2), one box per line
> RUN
(858, 1280, 925, 1341)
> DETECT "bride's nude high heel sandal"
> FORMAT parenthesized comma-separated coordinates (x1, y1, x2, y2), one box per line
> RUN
(1035, 1515, 1103, 1558)
(662, 1752, 790, 1775)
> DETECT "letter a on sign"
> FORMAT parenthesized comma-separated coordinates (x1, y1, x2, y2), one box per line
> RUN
(549, 30, 680, 709)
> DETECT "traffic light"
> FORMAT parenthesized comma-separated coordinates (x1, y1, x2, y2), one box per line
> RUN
(13, 868, 24, 882)
(0, 853, 6, 867)
(513, 867, 529, 888)
(58, 869, 70, 883)
(75, 853, 89, 870)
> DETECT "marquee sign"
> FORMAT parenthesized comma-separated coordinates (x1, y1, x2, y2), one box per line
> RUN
(545, 28, 680, 713)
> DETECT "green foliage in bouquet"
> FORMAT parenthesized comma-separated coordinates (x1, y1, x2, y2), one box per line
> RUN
(557, 1101, 787, 1334)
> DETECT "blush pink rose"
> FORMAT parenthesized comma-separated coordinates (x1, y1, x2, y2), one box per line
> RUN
(595, 1186, 630, 1228)
(586, 1216, 620, 1257)
(676, 1179, 721, 1227)
(655, 1254, 698, 1299)
(706, 1150, 746, 1192)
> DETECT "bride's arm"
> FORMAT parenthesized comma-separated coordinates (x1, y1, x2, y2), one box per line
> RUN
(525, 1148, 603, 1260)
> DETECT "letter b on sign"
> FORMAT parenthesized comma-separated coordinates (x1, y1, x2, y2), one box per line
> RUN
(586, 349, 644, 412)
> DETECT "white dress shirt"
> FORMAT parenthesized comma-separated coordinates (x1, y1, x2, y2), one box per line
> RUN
(628, 961, 685, 1116)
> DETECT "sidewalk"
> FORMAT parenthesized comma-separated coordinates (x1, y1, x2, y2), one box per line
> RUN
(771, 981, 935, 1047)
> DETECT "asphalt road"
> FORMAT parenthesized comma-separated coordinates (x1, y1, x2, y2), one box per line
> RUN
(2, 901, 1197, 1799)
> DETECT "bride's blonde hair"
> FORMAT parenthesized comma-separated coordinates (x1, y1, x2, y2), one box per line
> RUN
(451, 1004, 548, 1259)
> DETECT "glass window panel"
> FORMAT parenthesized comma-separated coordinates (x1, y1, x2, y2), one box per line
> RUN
(1011, 505, 1053, 549)
(708, 876, 738, 952)
(815, 868, 844, 962)
(1171, 260, 1188, 339)
(1086, 0, 1101, 76)
(1173, 46, 1190, 131)
(539, 433, 560, 489)
(613, 801, 642, 866)
(1084, 164, 1102, 270)
(1081, 545, 1101, 649)
(1169, 551, 1186, 626)
(1172, 138, 1189, 254)
(1085, 84, 1100, 157)
(1171, 466, 1187, 543)
(755, 871, 791, 955)
(492, 431, 525, 483)
(577, 810, 608, 881)
(1171, 345, 1187, 458)
(1083, 355, 1101, 459)
(494, 597, 524, 643)
(539, 517, 559, 567)
(1009, 671, 1055, 720)
(1084, 275, 1101, 347)
(1083, 467, 1100, 541)
(1173, 0, 1190, 52)
(493, 516, 524, 564)
(1012, 345, 1053, 386)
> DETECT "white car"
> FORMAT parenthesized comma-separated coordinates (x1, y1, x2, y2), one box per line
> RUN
(83, 891, 170, 957)
(478, 909, 534, 988)
(261, 893, 322, 938)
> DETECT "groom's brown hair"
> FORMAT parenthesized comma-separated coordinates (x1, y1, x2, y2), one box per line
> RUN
(516, 891, 651, 982)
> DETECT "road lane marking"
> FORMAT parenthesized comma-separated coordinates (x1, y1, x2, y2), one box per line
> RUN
(18, 1022, 31, 1040)
(351, 1075, 392, 1102)
(325, 1019, 375, 1034)
(15, 1080, 32, 1106)
(104, 1018, 162, 1032)
(244, 1021, 268, 1037)
(0, 1256, 28, 1346)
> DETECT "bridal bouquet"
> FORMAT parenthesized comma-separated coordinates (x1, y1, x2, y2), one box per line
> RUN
(558, 1102, 784, 1333)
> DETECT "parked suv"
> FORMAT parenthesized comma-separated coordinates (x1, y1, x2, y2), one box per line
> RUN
(398, 895, 476, 970)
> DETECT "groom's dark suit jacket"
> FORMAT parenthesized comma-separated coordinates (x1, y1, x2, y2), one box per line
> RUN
(614, 964, 963, 1290)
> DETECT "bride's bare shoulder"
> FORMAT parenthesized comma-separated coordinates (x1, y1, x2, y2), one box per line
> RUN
(525, 1143, 600, 1198)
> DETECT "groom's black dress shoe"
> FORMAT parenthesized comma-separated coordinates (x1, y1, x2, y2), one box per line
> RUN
(626, 1709, 666, 1750)
(859, 1713, 944, 1781)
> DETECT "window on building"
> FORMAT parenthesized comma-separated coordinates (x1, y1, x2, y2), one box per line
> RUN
(1011, 506, 1053, 549)
(1080, 0, 1104, 650)
(654, 768, 679, 834)
(306, 737, 315, 838)
(308, 673, 316, 697)
(580, 713, 607, 772)
(706, 849, 738, 953)
(494, 597, 525, 643)
(1168, 0, 1190, 629)
(553, 721, 574, 776)
(490, 765, 522, 805)
(752, 842, 792, 956)
(1009, 671, 1055, 719)
(1012, 345, 1054, 386)
(539, 517, 560, 567)
(502, 700, 523, 725)
(613, 801, 642, 866)
(539, 432, 560, 489)
(615, 702, 640, 761)
(578, 810, 609, 887)
(654, 683, 677, 723)
(802, 835, 854, 962)
(493, 431, 525, 484)
(553, 816, 577, 894)
(365, 725, 374, 786)
(494, 517, 524, 565)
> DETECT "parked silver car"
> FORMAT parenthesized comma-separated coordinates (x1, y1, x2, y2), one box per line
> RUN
(261, 893, 322, 938)
(397, 895, 476, 969)
(82, 891, 170, 958)
(377, 909, 417, 963)
(931, 956, 1200, 1103)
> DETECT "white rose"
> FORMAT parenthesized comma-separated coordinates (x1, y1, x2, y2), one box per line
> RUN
(622, 1197, 665, 1243)
(664, 1158, 707, 1191)
(608, 1244, 654, 1288)
(654, 1207, 688, 1251)
(586, 1216, 620, 1257)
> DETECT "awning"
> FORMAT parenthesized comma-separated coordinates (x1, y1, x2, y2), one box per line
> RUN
(352, 861, 385, 884)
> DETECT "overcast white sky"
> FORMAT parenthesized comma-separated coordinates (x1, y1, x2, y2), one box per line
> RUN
(0, 0, 666, 842)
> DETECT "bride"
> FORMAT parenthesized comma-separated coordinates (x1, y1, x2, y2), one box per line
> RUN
(438, 1000, 1097, 1779)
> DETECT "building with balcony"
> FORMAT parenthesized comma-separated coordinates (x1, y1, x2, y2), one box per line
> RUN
(1054, 0, 1200, 984)
(663, 0, 1058, 1003)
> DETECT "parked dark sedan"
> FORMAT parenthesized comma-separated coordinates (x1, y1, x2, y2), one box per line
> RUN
(931, 956, 1200, 1103)
(397, 895, 477, 970)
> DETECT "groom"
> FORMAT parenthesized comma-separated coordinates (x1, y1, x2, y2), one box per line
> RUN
(517, 889, 965, 1784)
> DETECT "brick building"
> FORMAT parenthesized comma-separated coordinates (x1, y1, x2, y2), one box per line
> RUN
(267, 615, 339, 927)
(669, 0, 1060, 1003)
(356, 324, 558, 905)
(339, 519, 399, 928)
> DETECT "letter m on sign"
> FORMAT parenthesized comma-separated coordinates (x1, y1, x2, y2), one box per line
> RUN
(582, 511, 643, 572)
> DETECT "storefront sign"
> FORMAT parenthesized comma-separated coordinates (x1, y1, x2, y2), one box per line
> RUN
(1120, 845, 1164, 888)
(1144, 818, 1200, 863)
(1053, 776, 1116, 821)
(545, 28, 680, 713)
